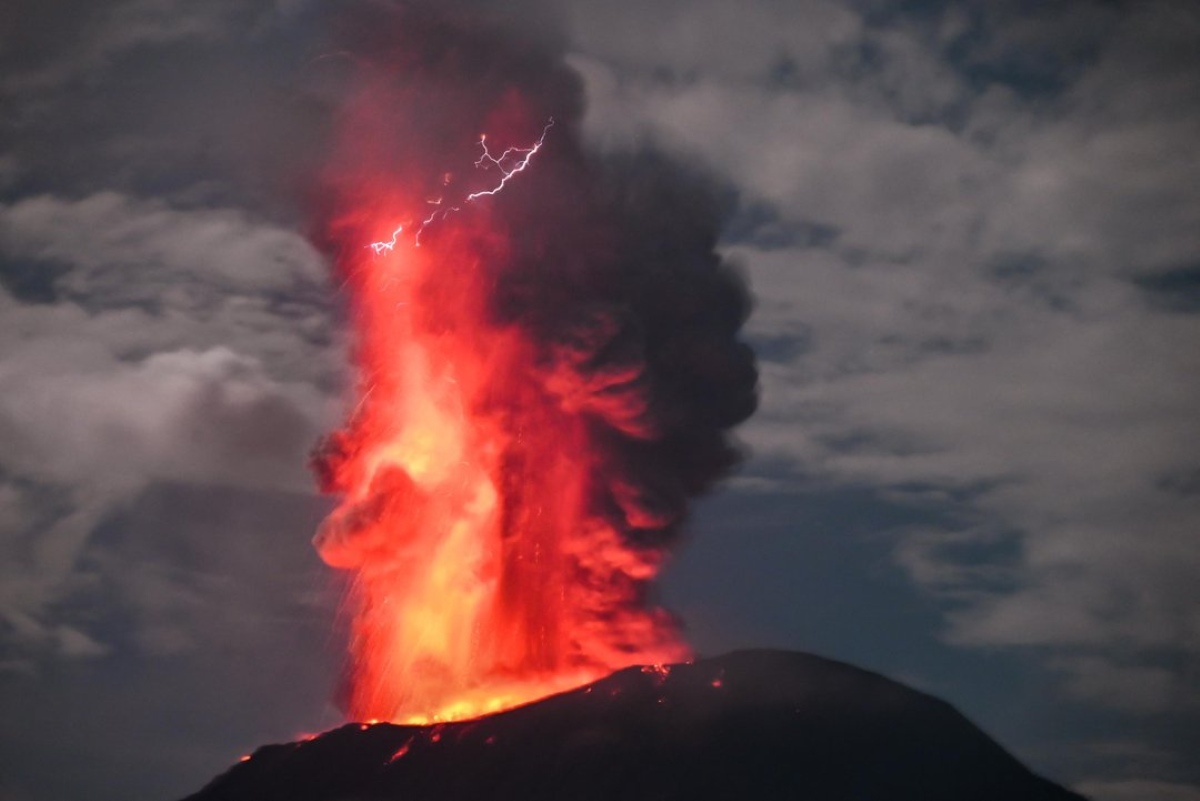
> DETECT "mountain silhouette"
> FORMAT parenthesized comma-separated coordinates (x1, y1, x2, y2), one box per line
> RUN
(184, 649, 1086, 801)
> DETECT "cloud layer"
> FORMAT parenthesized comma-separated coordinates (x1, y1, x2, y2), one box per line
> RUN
(0, 1, 1197, 799)
(567, 0, 1199, 792)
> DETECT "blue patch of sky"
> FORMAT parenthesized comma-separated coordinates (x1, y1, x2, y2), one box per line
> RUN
(669, 489, 1024, 758)
(722, 199, 840, 251)
(745, 328, 814, 365)
(986, 252, 1078, 313)
(0, 256, 71, 305)
(667, 483, 1150, 785)
(850, 0, 1113, 112)
(1134, 264, 1200, 314)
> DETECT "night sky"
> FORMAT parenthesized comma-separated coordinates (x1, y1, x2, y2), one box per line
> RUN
(2, 2, 1198, 801)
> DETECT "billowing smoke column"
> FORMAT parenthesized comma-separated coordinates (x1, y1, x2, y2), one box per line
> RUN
(309, 4, 757, 724)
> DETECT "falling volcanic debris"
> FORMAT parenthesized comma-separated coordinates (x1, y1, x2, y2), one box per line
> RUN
(307, 5, 758, 725)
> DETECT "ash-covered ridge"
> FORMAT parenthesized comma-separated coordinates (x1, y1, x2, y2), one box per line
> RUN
(183, 649, 1085, 801)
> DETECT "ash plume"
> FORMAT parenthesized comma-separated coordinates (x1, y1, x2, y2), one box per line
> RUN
(306, 1, 758, 720)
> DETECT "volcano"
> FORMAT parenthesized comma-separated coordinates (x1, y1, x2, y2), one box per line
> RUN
(183, 649, 1084, 801)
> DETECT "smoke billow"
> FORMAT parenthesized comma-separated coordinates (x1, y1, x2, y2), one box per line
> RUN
(308, 2, 757, 721)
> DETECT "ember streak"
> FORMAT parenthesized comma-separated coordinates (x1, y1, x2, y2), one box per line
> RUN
(309, 5, 757, 724)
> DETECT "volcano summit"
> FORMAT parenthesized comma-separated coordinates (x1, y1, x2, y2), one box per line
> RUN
(184, 649, 1084, 801)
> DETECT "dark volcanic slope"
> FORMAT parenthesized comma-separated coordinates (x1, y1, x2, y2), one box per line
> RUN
(184, 649, 1085, 801)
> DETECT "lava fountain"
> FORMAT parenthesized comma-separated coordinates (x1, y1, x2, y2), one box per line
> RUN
(308, 6, 757, 725)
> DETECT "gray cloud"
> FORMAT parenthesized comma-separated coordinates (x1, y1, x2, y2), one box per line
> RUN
(569, 0, 1200, 789)
(0, 484, 344, 801)
(0, 0, 248, 94)
(0, 189, 339, 667)
(0, 0, 1197, 798)
(0, 2, 351, 797)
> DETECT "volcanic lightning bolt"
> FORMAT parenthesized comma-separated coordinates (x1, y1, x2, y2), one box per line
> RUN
(368, 120, 553, 254)
(368, 225, 406, 255)
(465, 119, 553, 200)
(310, 7, 756, 727)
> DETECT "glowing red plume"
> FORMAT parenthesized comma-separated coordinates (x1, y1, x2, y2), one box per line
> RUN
(310, 7, 756, 724)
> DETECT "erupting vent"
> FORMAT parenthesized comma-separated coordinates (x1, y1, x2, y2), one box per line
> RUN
(308, 8, 757, 724)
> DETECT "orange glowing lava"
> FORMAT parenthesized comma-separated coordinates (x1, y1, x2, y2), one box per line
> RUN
(310, 7, 756, 725)
(312, 101, 689, 724)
